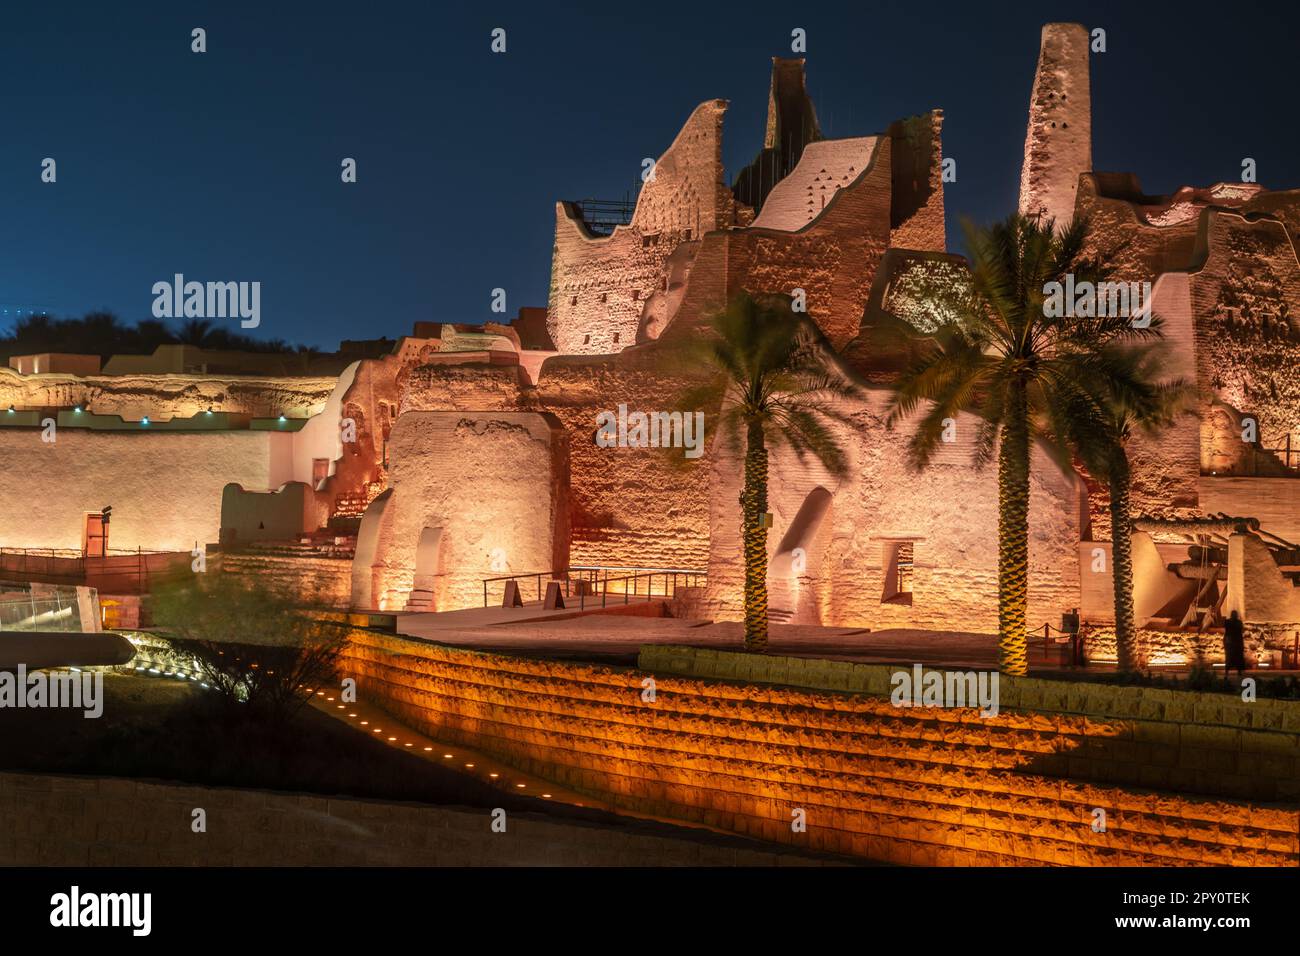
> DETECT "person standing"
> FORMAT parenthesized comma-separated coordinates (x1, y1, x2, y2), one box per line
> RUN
(1223, 610, 1247, 677)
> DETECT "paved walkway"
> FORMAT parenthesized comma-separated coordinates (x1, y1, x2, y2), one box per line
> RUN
(390, 605, 1025, 669)
(394, 596, 666, 638)
(307, 690, 854, 864)
(388, 607, 1288, 678)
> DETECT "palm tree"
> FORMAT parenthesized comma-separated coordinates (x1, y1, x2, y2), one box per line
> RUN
(176, 318, 214, 347)
(883, 214, 1159, 676)
(78, 312, 128, 356)
(133, 319, 178, 352)
(1063, 349, 1192, 672)
(675, 293, 861, 652)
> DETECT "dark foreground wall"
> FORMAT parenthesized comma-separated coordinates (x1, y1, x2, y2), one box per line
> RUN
(0, 772, 827, 866)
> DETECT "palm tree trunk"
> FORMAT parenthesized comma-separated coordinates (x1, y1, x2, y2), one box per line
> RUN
(742, 418, 769, 652)
(1109, 452, 1140, 672)
(997, 383, 1030, 676)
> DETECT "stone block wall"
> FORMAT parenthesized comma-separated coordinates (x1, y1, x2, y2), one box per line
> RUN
(1081, 622, 1300, 669)
(338, 628, 1299, 866)
(643, 644, 1300, 801)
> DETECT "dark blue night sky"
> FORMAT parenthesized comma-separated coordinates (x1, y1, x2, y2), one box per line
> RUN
(3, 0, 1296, 348)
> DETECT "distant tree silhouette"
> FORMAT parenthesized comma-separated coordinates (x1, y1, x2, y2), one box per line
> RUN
(176, 318, 215, 347)
(0, 311, 307, 361)
(132, 319, 175, 351)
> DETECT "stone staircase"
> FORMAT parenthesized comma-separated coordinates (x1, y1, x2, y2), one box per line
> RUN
(331, 481, 384, 528)
(244, 530, 359, 560)
(404, 588, 435, 611)
(220, 536, 355, 608)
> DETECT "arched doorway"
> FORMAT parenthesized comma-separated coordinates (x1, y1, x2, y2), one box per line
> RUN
(769, 487, 832, 624)
(406, 526, 444, 611)
(351, 488, 392, 610)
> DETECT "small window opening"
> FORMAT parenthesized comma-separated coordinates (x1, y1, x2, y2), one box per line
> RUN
(882, 541, 915, 606)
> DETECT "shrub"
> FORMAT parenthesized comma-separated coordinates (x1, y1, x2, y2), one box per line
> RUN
(148, 576, 345, 729)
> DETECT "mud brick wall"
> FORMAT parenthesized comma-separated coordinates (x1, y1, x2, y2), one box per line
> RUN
(0, 772, 824, 866)
(887, 111, 946, 253)
(0, 429, 284, 554)
(1191, 210, 1300, 457)
(358, 411, 569, 612)
(547, 99, 734, 355)
(221, 551, 353, 608)
(403, 357, 713, 574)
(702, 390, 1081, 632)
(651, 138, 894, 352)
(338, 629, 1299, 866)
(1081, 623, 1300, 669)
(1018, 23, 1091, 228)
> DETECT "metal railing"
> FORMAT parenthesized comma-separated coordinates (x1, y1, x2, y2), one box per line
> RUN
(0, 547, 84, 560)
(570, 195, 638, 236)
(1033, 620, 1087, 667)
(482, 566, 706, 610)
(0, 583, 97, 631)
(1209, 433, 1300, 477)
(0, 546, 192, 594)
(1264, 434, 1300, 472)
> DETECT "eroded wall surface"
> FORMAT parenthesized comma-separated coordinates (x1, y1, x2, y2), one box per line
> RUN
(750, 137, 878, 231)
(401, 356, 713, 572)
(887, 111, 946, 252)
(1075, 184, 1300, 534)
(659, 137, 895, 350)
(0, 367, 338, 422)
(547, 73, 943, 359)
(399, 344, 1085, 633)
(547, 100, 736, 355)
(1018, 22, 1091, 227)
(355, 411, 568, 611)
(1191, 210, 1300, 468)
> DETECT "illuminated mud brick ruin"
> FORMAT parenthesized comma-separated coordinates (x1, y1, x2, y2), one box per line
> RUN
(2, 22, 1299, 664)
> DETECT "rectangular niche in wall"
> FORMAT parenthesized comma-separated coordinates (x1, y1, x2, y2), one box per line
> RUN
(882, 540, 915, 606)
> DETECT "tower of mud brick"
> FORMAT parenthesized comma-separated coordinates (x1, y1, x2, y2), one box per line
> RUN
(1018, 22, 1092, 229)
